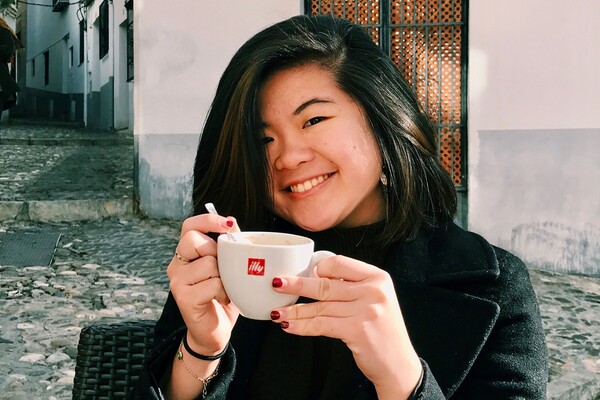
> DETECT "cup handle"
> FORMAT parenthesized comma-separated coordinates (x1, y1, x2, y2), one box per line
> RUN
(307, 250, 336, 277)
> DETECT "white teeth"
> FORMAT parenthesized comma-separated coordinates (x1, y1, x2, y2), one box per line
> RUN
(289, 174, 330, 193)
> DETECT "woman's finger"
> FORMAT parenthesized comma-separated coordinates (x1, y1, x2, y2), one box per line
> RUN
(180, 213, 239, 237)
(313, 255, 383, 282)
(273, 275, 361, 302)
(273, 300, 355, 321)
(174, 229, 217, 263)
(169, 255, 219, 285)
(279, 316, 346, 339)
(181, 276, 230, 306)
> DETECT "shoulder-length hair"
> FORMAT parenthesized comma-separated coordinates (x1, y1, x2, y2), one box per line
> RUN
(192, 14, 456, 243)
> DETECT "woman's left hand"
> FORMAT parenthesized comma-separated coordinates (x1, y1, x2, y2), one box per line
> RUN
(270, 255, 423, 399)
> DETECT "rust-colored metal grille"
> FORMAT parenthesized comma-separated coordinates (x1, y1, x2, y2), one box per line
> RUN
(308, 0, 382, 48)
(307, 0, 466, 187)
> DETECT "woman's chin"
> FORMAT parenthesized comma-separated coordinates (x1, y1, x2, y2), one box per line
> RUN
(291, 217, 338, 233)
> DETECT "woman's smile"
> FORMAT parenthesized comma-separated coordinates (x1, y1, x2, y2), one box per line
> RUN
(286, 173, 333, 193)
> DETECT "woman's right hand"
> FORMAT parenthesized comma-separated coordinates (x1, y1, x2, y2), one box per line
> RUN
(167, 213, 240, 356)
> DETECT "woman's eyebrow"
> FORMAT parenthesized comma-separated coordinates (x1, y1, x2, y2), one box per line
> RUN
(293, 97, 334, 116)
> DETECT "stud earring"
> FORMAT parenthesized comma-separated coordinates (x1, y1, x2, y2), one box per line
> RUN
(380, 171, 388, 187)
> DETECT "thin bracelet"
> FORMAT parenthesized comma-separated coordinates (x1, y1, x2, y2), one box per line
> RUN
(183, 333, 229, 361)
(407, 360, 425, 400)
(177, 341, 220, 399)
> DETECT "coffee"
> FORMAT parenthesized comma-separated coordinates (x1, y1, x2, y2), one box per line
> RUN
(242, 234, 310, 246)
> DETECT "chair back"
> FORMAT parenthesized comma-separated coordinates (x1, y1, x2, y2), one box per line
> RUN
(72, 320, 156, 400)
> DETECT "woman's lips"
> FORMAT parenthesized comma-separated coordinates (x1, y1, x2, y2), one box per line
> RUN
(288, 173, 332, 193)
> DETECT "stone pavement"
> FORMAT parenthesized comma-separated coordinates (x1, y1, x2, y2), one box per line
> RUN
(0, 120, 599, 399)
(0, 119, 134, 222)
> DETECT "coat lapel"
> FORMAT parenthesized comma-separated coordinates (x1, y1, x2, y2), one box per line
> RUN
(386, 223, 501, 397)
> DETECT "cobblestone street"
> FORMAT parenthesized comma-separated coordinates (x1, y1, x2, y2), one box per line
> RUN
(0, 218, 179, 400)
(0, 120, 599, 399)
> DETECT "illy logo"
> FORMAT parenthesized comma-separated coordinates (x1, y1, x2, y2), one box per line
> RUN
(247, 258, 265, 276)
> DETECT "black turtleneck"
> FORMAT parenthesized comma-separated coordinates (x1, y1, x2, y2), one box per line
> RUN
(236, 220, 391, 400)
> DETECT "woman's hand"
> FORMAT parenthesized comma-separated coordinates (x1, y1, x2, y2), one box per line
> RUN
(270, 255, 423, 400)
(167, 214, 240, 356)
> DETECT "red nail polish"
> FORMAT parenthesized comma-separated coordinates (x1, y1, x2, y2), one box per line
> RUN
(270, 311, 280, 320)
(280, 321, 289, 329)
(226, 220, 234, 228)
(272, 277, 283, 288)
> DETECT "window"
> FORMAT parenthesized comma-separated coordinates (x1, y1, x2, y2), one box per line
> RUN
(305, 0, 467, 190)
(32, 58, 35, 77)
(126, 0, 134, 81)
(99, 0, 109, 59)
(69, 46, 73, 67)
(44, 51, 49, 85)
(79, 20, 85, 64)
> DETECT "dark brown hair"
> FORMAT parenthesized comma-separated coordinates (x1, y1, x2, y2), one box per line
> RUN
(192, 15, 456, 243)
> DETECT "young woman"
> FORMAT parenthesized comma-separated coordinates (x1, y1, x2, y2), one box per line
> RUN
(135, 15, 547, 400)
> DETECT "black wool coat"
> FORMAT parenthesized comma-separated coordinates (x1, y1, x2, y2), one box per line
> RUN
(134, 223, 548, 399)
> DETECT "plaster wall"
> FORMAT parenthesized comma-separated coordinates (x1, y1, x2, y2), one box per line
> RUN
(468, 1, 600, 275)
(26, 4, 85, 94)
(84, 0, 130, 130)
(22, 3, 85, 121)
(134, 0, 303, 218)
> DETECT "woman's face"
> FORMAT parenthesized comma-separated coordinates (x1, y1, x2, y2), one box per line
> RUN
(258, 64, 385, 231)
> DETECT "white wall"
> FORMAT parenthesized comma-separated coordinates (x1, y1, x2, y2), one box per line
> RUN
(26, 3, 84, 94)
(135, 0, 303, 218)
(468, 1, 600, 275)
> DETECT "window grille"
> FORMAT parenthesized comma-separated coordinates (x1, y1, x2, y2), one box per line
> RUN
(305, 0, 467, 189)
(43, 51, 49, 85)
(79, 20, 85, 65)
(126, 1, 134, 81)
(99, 0, 109, 59)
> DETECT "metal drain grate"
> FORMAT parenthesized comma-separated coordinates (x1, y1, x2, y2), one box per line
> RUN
(0, 232, 61, 267)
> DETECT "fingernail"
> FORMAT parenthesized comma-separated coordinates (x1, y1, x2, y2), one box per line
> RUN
(219, 218, 234, 228)
(280, 321, 289, 329)
(270, 311, 280, 320)
(272, 277, 283, 288)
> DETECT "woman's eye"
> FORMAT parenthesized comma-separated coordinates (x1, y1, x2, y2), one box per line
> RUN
(304, 117, 325, 128)
(261, 136, 274, 145)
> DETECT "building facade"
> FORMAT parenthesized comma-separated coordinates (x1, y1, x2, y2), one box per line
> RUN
(15, 0, 133, 131)
(134, 1, 600, 277)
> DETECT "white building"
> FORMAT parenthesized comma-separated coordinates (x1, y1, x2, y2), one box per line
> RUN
(16, 0, 133, 131)
(134, 1, 600, 277)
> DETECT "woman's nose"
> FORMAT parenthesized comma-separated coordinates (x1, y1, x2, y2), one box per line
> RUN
(272, 135, 314, 170)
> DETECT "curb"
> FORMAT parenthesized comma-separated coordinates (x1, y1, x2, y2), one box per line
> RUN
(0, 137, 133, 146)
(0, 199, 135, 222)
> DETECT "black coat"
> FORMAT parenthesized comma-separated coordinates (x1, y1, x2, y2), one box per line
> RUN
(135, 223, 548, 399)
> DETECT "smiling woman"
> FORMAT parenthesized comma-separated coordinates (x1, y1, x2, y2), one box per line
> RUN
(134, 14, 548, 400)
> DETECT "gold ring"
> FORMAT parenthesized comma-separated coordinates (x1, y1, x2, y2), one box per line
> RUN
(175, 251, 193, 264)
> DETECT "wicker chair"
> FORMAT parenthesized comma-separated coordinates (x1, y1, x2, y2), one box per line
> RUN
(72, 320, 156, 400)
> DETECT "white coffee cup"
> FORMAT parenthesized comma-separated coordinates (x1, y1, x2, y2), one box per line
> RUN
(217, 231, 335, 320)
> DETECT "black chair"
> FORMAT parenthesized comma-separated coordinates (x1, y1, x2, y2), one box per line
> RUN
(72, 320, 156, 400)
